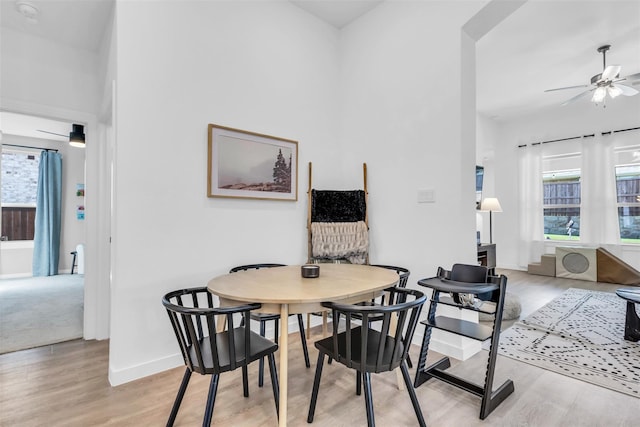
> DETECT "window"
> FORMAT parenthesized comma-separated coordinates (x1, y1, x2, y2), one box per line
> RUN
(475, 165, 484, 208)
(522, 132, 640, 247)
(615, 161, 640, 243)
(543, 168, 581, 241)
(1, 149, 40, 241)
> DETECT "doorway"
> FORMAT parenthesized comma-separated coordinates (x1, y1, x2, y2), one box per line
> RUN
(0, 111, 85, 353)
(0, 107, 111, 352)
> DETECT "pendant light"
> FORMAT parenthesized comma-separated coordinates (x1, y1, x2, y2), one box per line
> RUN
(69, 124, 85, 148)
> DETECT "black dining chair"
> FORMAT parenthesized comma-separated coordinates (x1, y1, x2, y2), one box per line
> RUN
(354, 265, 410, 312)
(356, 265, 410, 313)
(355, 265, 414, 367)
(230, 264, 311, 387)
(307, 286, 427, 427)
(162, 287, 279, 426)
(370, 265, 410, 288)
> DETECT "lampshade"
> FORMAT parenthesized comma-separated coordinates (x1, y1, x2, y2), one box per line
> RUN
(69, 124, 85, 148)
(480, 197, 502, 212)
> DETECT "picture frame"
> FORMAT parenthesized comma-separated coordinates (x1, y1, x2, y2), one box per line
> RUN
(207, 124, 298, 201)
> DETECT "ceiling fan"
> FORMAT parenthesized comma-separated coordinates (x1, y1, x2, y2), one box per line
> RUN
(36, 129, 67, 138)
(545, 45, 640, 106)
(36, 124, 86, 147)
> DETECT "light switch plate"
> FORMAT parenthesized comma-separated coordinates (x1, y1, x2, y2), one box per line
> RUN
(417, 189, 435, 203)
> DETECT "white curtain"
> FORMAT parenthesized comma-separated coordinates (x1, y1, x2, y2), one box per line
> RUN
(580, 134, 620, 245)
(517, 129, 640, 268)
(518, 143, 544, 266)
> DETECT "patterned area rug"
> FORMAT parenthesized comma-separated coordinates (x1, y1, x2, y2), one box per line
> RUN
(496, 288, 640, 398)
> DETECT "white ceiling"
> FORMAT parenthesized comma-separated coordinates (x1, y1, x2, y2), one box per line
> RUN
(477, 0, 640, 121)
(0, 0, 113, 52)
(290, 0, 383, 28)
(0, 111, 73, 142)
(1, 0, 638, 133)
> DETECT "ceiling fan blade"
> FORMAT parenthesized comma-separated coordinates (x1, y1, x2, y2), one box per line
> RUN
(544, 84, 588, 93)
(621, 72, 640, 82)
(37, 129, 67, 138)
(613, 83, 639, 96)
(561, 89, 594, 106)
(601, 65, 621, 81)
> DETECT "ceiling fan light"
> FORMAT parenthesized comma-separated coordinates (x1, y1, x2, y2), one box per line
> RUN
(591, 86, 607, 103)
(608, 85, 622, 99)
(69, 124, 85, 148)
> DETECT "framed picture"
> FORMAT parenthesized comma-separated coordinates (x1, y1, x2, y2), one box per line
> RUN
(207, 124, 298, 201)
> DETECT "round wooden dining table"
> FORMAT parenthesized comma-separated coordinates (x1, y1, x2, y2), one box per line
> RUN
(207, 263, 399, 427)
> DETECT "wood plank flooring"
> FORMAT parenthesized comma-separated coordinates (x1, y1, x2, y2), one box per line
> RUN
(0, 269, 637, 426)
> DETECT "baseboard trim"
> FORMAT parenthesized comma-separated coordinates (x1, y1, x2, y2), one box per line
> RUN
(108, 316, 312, 386)
(0, 273, 31, 279)
(108, 353, 183, 386)
(0, 270, 75, 279)
(498, 264, 526, 271)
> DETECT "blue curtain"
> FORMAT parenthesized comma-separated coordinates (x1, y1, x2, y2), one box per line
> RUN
(32, 151, 63, 276)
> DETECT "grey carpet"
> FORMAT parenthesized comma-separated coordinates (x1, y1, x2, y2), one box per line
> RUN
(0, 274, 83, 354)
(495, 287, 640, 398)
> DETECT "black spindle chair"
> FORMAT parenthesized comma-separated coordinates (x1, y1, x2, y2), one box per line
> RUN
(354, 265, 410, 313)
(307, 287, 427, 427)
(370, 265, 410, 288)
(162, 287, 279, 426)
(355, 265, 413, 368)
(230, 264, 311, 387)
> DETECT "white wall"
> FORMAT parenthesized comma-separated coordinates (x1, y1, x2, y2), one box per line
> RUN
(0, 28, 100, 114)
(337, 0, 489, 361)
(87, 2, 117, 342)
(0, 242, 32, 276)
(338, 1, 486, 284)
(478, 94, 640, 270)
(109, 0, 341, 384)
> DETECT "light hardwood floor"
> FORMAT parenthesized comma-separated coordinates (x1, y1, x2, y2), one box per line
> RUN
(0, 269, 637, 426)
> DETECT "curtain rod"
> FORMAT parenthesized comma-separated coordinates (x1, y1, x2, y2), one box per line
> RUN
(517, 125, 640, 148)
(601, 126, 640, 136)
(1, 143, 58, 152)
